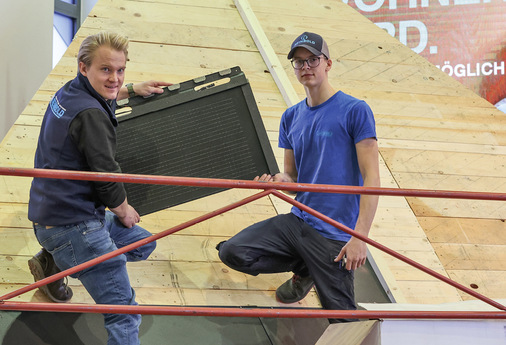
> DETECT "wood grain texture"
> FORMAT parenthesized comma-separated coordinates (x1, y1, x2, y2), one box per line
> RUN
(0, 0, 504, 310)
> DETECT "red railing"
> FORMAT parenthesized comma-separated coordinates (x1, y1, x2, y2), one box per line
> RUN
(0, 167, 505, 319)
(1, 302, 506, 320)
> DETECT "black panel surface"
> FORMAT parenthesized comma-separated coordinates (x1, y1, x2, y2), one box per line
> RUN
(116, 66, 278, 215)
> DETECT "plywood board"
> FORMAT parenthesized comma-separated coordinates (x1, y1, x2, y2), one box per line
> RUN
(0, 0, 504, 314)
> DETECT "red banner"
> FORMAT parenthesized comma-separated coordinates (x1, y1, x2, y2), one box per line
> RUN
(344, 0, 506, 112)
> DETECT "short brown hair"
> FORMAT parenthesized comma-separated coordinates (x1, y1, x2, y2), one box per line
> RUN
(77, 32, 129, 67)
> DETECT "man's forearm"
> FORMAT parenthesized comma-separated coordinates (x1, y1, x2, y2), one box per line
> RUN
(354, 193, 379, 237)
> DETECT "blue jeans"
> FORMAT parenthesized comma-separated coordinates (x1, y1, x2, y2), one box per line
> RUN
(34, 211, 156, 345)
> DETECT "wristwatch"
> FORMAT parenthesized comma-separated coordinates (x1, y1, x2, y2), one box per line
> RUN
(126, 83, 135, 98)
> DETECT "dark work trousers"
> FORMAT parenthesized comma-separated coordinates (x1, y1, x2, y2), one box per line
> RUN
(217, 213, 356, 322)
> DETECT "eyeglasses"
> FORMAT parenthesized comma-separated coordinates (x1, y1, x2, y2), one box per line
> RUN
(291, 56, 323, 70)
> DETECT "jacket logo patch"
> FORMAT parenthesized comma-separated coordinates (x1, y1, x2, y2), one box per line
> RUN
(49, 96, 66, 118)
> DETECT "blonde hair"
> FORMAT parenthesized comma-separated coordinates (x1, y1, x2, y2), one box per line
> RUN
(77, 32, 129, 66)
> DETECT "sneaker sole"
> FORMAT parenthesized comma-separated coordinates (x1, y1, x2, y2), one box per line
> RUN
(275, 284, 314, 304)
(28, 258, 71, 303)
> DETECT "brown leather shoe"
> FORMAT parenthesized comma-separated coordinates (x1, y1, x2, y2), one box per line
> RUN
(28, 248, 73, 303)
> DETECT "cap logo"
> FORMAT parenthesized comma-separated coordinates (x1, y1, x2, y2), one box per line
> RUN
(295, 35, 315, 47)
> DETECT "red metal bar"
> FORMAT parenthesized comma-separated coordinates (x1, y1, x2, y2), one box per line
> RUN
(1, 166, 505, 319)
(1, 167, 505, 201)
(0, 301, 504, 320)
(271, 190, 506, 312)
(0, 189, 274, 302)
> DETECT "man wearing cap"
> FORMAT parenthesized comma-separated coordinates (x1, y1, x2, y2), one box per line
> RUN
(217, 32, 379, 322)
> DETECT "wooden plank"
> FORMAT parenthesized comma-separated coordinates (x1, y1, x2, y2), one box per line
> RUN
(0, 255, 288, 292)
(374, 251, 446, 276)
(127, 0, 234, 7)
(78, 19, 256, 52)
(255, 13, 398, 45)
(382, 169, 506, 220)
(13, 115, 42, 127)
(407, 197, 506, 220)
(251, 0, 378, 23)
(391, 172, 506, 195)
(0, 204, 31, 228)
(0, 190, 280, 234)
(381, 149, 506, 178)
(446, 270, 506, 301)
(0, 227, 245, 263)
(1, 283, 322, 307)
(376, 115, 506, 134)
(380, 140, 506, 155)
(0, 254, 322, 307)
(235, 0, 298, 107)
(394, 280, 462, 304)
(375, 107, 503, 123)
(323, 78, 490, 99)
(362, 89, 499, 111)
(315, 320, 379, 345)
(0, 146, 36, 169)
(419, 216, 506, 245)
(235, 0, 300, 216)
(377, 122, 505, 144)
(367, 247, 406, 303)
(0, 229, 41, 256)
(141, 210, 275, 237)
(370, 210, 427, 238)
(369, 236, 434, 253)
(432, 243, 506, 271)
(0, 125, 39, 149)
(0, 177, 31, 203)
(90, 0, 244, 30)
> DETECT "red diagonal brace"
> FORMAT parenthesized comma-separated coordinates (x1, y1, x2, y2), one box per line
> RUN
(271, 190, 506, 312)
(0, 189, 273, 302)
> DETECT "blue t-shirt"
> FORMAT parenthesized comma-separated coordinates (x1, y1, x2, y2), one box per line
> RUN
(279, 91, 376, 241)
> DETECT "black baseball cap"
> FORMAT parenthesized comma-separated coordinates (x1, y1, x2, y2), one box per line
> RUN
(287, 32, 330, 60)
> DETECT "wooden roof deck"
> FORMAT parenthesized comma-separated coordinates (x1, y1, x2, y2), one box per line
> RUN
(0, 0, 504, 309)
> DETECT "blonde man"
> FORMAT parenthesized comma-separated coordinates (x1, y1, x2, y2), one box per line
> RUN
(28, 32, 170, 344)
